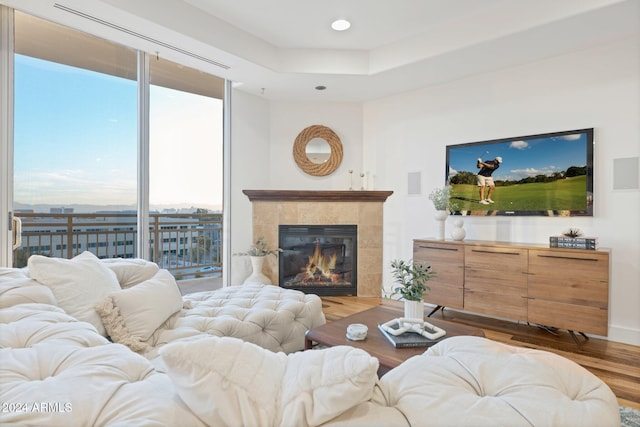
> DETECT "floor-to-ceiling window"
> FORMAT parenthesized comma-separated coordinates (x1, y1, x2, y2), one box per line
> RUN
(5, 9, 225, 282)
(148, 57, 224, 280)
(12, 11, 138, 266)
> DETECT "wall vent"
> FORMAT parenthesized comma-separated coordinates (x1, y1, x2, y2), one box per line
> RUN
(53, 3, 230, 69)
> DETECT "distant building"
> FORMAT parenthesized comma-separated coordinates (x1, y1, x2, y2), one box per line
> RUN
(13, 210, 222, 278)
(50, 207, 74, 214)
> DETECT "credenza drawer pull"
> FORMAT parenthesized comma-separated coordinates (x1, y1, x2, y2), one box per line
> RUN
(417, 245, 459, 252)
(471, 249, 520, 255)
(537, 254, 599, 262)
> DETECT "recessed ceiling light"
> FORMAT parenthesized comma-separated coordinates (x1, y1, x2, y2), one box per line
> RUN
(331, 19, 351, 31)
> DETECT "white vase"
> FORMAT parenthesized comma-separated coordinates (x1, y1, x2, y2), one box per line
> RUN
(404, 299, 424, 321)
(434, 210, 449, 241)
(450, 218, 466, 241)
(243, 256, 272, 285)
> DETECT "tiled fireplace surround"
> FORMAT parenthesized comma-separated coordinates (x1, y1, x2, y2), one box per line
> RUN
(243, 190, 393, 297)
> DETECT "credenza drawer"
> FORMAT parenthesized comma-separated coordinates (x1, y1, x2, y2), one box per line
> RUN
(529, 249, 608, 282)
(414, 240, 464, 309)
(528, 299, 608, 336)
(465, 246, 528, 274)
(464, 289, 527, 321)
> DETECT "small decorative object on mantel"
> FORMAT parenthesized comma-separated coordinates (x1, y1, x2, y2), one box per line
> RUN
(549, 228, 598, 250)
(234, 237, 283, 284)
(429, 186, 458, 241)
(450, 218, 466, 241)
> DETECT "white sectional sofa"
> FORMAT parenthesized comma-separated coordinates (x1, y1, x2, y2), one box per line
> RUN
(0, 253, 621, 426)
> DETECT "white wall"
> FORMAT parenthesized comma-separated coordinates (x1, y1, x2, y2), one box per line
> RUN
(229, 98, 364, 283)
(230, 36, 639, 345)
(364, 36, 640, 345)
(268, 102, 364, 190)
(229, 90, 271, 284)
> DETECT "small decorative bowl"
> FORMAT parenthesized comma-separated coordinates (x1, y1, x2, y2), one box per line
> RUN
(346, 323, 368, 341)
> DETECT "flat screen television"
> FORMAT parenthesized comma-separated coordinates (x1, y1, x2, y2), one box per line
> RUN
(446, 128, 594, 216)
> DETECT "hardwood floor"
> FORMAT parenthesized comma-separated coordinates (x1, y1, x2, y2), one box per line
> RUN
(321, 296, 640, 409)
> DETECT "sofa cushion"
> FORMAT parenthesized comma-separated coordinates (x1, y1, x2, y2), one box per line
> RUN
(0, 302, 205, 427)
(100, 258, 160, 288)
(160, 336, 379, 427)
(377, 336, 620, 427)
(0, 303, 109, 348)
(27, 252, 121, 336)
(95, 269, 183, 352)
(0, 268, 57, 308)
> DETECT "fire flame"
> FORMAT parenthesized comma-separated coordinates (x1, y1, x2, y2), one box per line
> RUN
(303, 241, 339, 282)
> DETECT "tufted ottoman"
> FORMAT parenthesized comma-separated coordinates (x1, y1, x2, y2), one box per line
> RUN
(150, 284, 326, 354)
(374, 335, 621, 427)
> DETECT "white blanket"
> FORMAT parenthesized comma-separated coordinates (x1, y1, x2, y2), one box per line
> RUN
(0, 303, 205, 427)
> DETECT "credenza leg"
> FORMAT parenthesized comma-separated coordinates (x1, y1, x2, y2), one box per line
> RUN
(569, 330, 589, 350)
(427, 305, 445, 317)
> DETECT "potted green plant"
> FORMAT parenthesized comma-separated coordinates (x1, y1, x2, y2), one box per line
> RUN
(389, 259, 435, 320)
(234, 237, 282, 284)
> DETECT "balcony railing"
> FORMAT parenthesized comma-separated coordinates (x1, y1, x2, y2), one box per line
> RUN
(13, 212, 222, 280)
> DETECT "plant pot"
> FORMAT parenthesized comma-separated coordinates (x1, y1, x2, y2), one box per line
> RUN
(243, 256, 272, 285)
(434, 210, 449, 241)
(404, 299, 424, 321)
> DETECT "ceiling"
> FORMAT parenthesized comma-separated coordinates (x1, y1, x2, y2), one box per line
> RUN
(3, 0, 639, 102)
(183, 0, 500, 51)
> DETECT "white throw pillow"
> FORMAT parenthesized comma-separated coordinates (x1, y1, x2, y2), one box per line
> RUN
(27, 252, 121, 336)
(160, 336, 379, 427)
(100, 258, 160, 288)
(95, 269, 183, 351)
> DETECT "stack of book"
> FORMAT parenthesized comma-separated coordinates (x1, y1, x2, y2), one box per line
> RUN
(549, 236, 598, 250)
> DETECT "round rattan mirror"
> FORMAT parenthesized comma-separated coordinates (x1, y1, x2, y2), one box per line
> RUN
(293, 125, 343, 176)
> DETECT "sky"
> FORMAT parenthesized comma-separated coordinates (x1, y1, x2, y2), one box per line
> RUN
(13, 55, 223, 212)
(447, 131, 590, 182)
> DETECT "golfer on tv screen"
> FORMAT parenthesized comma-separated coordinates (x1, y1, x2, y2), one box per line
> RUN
(477, 156, 502, 204)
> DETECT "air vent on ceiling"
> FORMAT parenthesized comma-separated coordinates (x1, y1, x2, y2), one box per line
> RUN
(53, 3, 230, 70)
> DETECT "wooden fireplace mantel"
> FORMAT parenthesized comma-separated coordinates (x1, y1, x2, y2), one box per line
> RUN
(242, 190, 393, 202)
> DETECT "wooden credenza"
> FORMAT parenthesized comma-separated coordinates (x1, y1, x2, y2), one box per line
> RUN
(413, 239, 610, 337)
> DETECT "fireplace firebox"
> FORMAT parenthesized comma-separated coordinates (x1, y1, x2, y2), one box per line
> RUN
(279, 225, 357, 296)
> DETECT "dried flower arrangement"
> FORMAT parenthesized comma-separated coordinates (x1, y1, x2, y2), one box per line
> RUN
(562, 228, 584, 238)
(428, 186, 459, 211)
(234, 237, 282, 257)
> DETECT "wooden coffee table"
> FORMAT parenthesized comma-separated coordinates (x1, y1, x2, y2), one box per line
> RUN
(305, 304, 485, 375)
